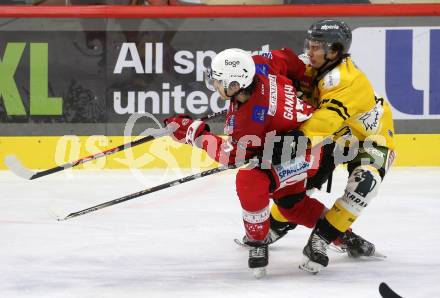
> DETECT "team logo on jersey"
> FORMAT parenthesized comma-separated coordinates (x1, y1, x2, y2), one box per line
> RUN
(358, 103, 383, 132)
(255, 64, 269, 77)
(322, 68, 341, 89)
(252, 106, 268, 124)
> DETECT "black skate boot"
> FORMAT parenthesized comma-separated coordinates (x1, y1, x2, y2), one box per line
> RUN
(339, 229, 376, 258)
(267, 214, 297, 244)
(247, 240, 269, 279)
(300, 231, 330, 274)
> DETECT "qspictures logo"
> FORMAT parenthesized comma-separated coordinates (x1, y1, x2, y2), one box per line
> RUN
(0, 43, 62, 116)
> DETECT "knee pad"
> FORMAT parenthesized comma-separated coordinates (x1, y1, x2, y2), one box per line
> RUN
(342, 165, 381, 215)
(325, 165, 381, 232)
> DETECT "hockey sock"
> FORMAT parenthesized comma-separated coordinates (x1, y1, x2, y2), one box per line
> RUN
(314, 217, 343, 243)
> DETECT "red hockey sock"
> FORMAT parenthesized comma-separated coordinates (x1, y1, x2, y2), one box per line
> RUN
(243, 215, 270, 242)
(236, 168, 271, 241)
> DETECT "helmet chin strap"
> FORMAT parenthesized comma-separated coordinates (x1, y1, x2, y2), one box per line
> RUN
(318, 57, 331, 72)
(224, 83, 242, 99)
(313, 51, 344, 87)
(225, 77, 255, 102)
(226, 88, 245, 103)
(317, 47, 340, 72)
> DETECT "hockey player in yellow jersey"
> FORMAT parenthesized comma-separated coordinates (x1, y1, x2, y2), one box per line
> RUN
(275, 19, 396, 273)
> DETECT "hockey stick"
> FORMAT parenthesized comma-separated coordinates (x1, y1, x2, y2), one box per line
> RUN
(326, 170, 333, 193)
(379, 282, 402, 298)
(55, 161, 248, 221)
(4, 111, 226, 180)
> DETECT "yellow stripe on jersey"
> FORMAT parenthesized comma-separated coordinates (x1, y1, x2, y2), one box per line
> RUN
(324, 201, 358, 232)
(270, 204, 289, 223)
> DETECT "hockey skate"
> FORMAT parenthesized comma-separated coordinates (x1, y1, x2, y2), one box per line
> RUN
(268, 216, 297, 244)
(337, 229, 386, 259)
(247, 240, 269, 279)
(299, 231, 330, 274)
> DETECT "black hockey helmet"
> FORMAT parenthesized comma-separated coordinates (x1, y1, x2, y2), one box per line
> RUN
(306, 19, 352, 55)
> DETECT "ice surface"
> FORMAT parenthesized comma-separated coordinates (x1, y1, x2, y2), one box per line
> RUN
(1, 167, 439, 298)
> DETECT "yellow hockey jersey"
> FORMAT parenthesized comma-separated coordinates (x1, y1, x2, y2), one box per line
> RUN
(299, 56, 395, 150)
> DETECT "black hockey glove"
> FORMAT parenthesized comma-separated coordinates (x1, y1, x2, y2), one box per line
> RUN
(306, 141, 336, 190)
(271, 130, 308, 166)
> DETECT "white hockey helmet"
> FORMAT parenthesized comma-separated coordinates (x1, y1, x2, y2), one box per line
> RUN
(205, 48, 256, 92)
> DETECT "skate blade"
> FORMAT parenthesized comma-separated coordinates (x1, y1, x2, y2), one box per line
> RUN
(251, 267, 267, 279)
(329, 244, 387, 259)
(348, 250, 387, 260)
(370, 250, 387, 259)
(234, 238, 250, 248)
(299, 258, 324, 274)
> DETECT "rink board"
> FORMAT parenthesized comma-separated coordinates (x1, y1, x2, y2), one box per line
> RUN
(1, 6, 440, 169)
(0, 134, 439, 170)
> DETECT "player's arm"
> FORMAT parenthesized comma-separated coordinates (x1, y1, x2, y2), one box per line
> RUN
(198, 133, 258, 165)
(164, 115, 257, 166)
(271, 48, 306, 80)
(299, 98, 349, 146)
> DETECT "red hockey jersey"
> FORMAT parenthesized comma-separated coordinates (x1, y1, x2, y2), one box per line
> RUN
(198, 48, 314, 165)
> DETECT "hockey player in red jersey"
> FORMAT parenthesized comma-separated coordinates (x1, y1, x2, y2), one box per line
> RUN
(164, 48, 365, 278)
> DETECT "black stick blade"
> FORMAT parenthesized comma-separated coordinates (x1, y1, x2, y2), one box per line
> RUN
(379, 282, 402, 298)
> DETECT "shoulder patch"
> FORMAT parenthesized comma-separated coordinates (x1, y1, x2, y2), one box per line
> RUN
(321, 68, 341, 90)
(252, 106, 268, 124)
(255, 64, 269, 77)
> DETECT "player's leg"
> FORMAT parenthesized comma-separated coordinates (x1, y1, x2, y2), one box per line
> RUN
(236, 167, 271, 273)
(301, 165, 381, 273)
(274, 188, 327, 229)
(267, 204, 298, 244)
(300, 145, 394, 273)
(265, 155, 327, 244)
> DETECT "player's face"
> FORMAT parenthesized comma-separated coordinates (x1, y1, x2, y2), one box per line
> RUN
(213, 79, 233, 100)
(304, 40, 327, 69)
(214, 80, 240, 100)
(204, 68, 232, 100)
